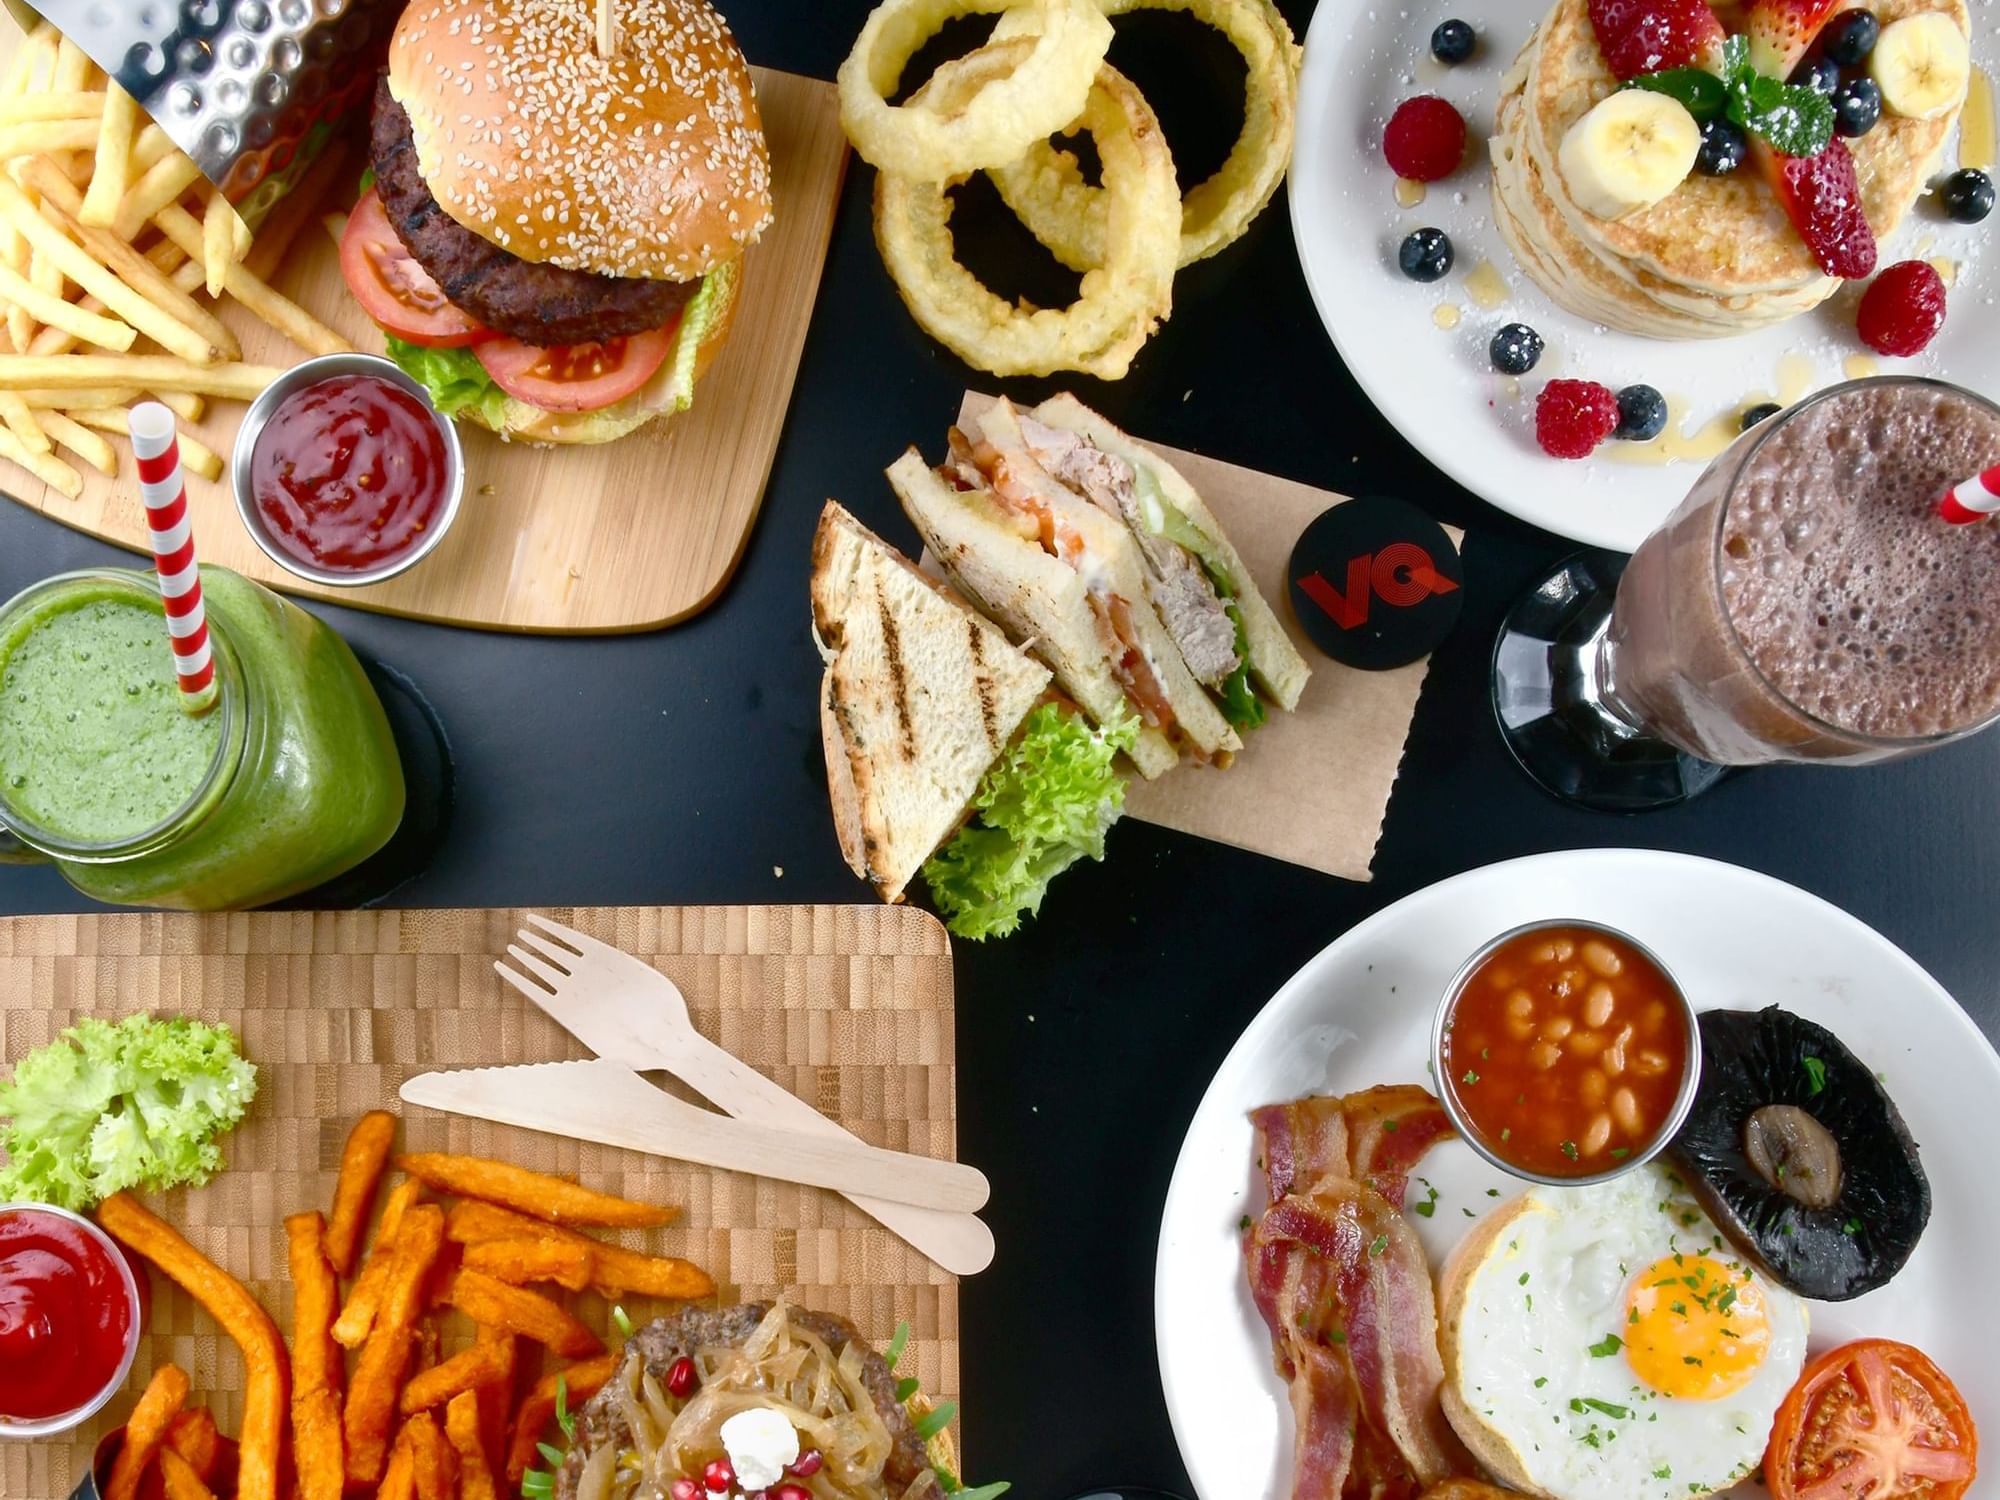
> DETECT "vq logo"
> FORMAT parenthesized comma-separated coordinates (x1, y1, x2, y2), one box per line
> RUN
(1286, 497, 1463, 671)
(1295, 543, 1459, 631)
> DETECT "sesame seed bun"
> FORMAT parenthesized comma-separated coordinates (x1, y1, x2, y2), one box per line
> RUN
(386, 0, 773, 284)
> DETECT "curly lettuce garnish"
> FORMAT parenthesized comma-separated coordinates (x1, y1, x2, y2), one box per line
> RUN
(0, 1014, 257, 1210)
(921, 704, 1136, 941)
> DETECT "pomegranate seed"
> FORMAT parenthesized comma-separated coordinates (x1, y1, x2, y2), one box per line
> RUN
(667, 1355, 699, 1399)
(772, 1485, 813, 1500)
(671, 1483, 701, 1500)
(789, 1451, 824, 1479)
(703, 1459, 735, 1492)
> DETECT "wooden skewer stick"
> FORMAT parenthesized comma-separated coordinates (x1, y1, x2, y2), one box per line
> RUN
(595, 0, 617, 59)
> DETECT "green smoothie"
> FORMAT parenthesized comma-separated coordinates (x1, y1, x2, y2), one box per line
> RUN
(0, 567, 406, 909)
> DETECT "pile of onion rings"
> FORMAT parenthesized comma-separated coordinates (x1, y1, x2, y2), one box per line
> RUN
(839, 0, 1301, 378)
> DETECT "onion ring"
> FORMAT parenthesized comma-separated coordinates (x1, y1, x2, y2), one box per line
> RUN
(988, 0, 1300, 266)
(838, 0, 1113, 178)
(874, 47, 1179, 378)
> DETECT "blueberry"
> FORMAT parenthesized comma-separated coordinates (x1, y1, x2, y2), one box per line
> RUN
(1430, 17, 1476, 63)
(1741, 402, 1782, 431)
(1615, 384, 1668, 441)
(1793, 55, 1843, 96)
(1488, 322, 1544, 374)
(1696, 119, 1748, 176)
(1821, 9, 1879, 65)
(1942, 168, 1995, 224)
(1398, 227, 1454, 282)
(1833, 77, 1881, 137)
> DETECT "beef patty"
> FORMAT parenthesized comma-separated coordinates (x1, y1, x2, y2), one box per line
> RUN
(556, 1304, 934, 1498)
(369, 78, 698, 347)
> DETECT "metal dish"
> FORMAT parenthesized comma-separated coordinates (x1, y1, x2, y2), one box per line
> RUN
(229, 352, 465, 589)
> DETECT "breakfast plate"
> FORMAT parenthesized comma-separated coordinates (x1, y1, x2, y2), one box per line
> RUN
(1289, 0, 1997, 550)
(1155, 847, 2000, 1499)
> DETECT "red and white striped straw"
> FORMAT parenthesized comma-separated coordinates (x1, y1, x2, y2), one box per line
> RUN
(128, 401, 215, 712)
(1938, 463, 2000, 524)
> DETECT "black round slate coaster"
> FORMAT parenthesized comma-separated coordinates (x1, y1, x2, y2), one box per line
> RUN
(1286, 495, 1463, 670)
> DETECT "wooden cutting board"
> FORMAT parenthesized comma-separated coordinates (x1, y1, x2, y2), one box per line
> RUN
(0, 904, 960, 1500)
(0, 47, 848, 633)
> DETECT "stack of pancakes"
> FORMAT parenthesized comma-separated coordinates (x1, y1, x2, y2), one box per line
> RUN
(1489, 0, 1966, 339)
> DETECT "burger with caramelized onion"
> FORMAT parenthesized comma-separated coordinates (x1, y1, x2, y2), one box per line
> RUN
(340, 0, 772, 444)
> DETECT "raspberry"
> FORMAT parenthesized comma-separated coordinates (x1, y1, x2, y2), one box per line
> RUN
(1383, 96, 1467, 182)
(1535, 380, 1621, 460)
(1856, 260, 1947, 357)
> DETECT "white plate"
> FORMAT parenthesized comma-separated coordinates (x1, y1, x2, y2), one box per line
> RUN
(1156, 848, 2000, 1500)
(1289, 1, 1994, 550)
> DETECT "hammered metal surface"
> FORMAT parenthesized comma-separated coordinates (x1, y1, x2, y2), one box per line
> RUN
(11, 0, 398, 222)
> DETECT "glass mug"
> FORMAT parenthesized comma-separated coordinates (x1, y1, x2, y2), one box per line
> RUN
(1494, 378, 2000, 809)
(0, 566, 406, 908)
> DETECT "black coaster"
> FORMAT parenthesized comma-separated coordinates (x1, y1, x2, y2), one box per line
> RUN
(276, 652, 455, 909)
(1287, 495, 1463, 670)
(1492, 551, 1731, 812)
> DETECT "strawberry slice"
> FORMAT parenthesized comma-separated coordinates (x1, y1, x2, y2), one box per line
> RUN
(1756, 136, 1877, 278)
(1742, 0, 1854, 77)
(1586, 0, 1727, 80)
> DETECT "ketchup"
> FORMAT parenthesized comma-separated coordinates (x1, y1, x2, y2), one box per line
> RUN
(0, 1207, 136, 1421)
(250, 373, 450, 572)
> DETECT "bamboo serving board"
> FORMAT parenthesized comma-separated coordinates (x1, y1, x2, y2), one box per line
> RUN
(0, 904, 959, 1500)
(0, 50, 848, 633)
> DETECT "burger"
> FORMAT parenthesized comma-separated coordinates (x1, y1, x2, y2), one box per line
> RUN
(549, 1303, 995, 1500)
(339, 0, 773, 445)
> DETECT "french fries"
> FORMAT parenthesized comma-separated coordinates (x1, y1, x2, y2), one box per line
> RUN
(506, 1354, 620, 1486)
(378, 1424, 419, 1500)
(105, 1363, 190, 1500)
(327, 1109, 398, 1276)
(155, 1449, 218, 1500)
(336, 1176, 424, 1349)
(398, 1153, 679, 1229)
(406, 1409, 459, 1500)
(463, 1235, 594, 1291)
(398, 1335, 516, 1415)
(345, 1203, 446, 1486)
(473, 1326, 517, 1477)
(0, 34, 358, 505)
(447, 1390, 502, 1500)
(285, 1211, 346, 1500)
(444, 1268, 604, 1358)
(96, 1193, 290, 1500)
(447, 1199, 716, 1301)
(163, 1408, 221, 1483)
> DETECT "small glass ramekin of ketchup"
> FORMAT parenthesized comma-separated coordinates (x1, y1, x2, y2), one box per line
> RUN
(0, 1203, 144, 1437)
(1433, 920, 1703, 1187)
(231, 353, 464, 588)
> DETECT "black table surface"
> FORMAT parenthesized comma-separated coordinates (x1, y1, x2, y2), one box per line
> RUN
(5, 4, 1999, 1495)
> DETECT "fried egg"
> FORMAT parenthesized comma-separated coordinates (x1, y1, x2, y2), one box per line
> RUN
(1438, 1163, 1809, 1500)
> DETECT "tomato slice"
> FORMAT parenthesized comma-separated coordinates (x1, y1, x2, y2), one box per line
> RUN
(472, 324, 677, 412)
(339, 189, 488, 348)
(1766, 1340, 1978, 1500)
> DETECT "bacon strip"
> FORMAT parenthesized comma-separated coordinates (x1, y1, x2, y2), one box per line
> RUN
(1244, 1087, 1467, 1500)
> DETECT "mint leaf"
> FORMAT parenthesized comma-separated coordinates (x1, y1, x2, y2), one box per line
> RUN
(1728, 69, 1835, 157)
(1624, 68, 1726, 120)
(1722, 33, 1749, 75)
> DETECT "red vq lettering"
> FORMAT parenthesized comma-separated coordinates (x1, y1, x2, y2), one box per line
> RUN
(1296, 545, 1458, 629)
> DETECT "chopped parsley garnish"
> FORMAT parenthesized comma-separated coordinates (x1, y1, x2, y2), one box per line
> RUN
(1575, 1397, 1631, 1419)
(1368, 1234, 1389, 1257)
(1588, 1334, 1624, 1358)
(1561, 1140, 1580, 1161)
(1534, 1377, 1548, 1388)
(1383, 1118, 1399, 1132)
(1462, 1069, 1481, 1085)
(1803, 1056, 1827, 1095)
(1843, 1217, 1862, 1236)
(1329, 1329, 1347, 1344)
(1609, 1147, 1631, 1160)
(1654, 1465, 1673, 1480)
(1238, 1215, 1253, 1232)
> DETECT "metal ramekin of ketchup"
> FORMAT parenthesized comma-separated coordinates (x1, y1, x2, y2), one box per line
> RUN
(231, 352, 465, 588)
(1432, 920, 1703, 1188)
(0, 1203, 145, 1439)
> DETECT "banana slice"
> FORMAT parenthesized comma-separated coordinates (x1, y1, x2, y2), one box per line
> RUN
(1558, 91, 1701, 222)
(1871, 13, 1970, 120)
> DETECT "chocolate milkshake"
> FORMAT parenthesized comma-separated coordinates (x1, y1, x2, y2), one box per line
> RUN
(1603, 379, 2000, 764)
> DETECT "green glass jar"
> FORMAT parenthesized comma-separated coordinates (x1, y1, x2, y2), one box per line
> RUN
(0, 566, 405, 909)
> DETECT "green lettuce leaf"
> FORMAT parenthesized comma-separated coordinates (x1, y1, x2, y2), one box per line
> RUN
(381, 338, 513, 430)
(0, 1014, 257, 1210)
(1217, 601, 1266, 731)
(921, 704, 1136, 941)
(1133, 466, 1270, 731)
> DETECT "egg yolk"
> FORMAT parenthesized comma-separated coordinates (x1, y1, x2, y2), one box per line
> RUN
(1623, 1252, 1771, 1401)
